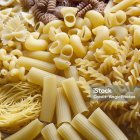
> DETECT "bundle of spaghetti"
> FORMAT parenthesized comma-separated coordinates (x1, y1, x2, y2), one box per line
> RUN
(47, 0, 57, 13)
(0, 82, 42, 133)
(20, 0, 35, 9)
(36, 0, 49, 8)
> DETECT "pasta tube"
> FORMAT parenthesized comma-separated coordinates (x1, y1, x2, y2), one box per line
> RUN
(40, 76, 57, 122)
(64, 66, 79, 80)
(5, 119, 44, 140)
(41, 123, 62, 140)
(17, 56, 56, 73)
(61, 7, 78, 27)
(71, 114, 107, 140)
(27, 67, 65, 87)
(57, 123, 82, 140)
(23, 51, 54, 63)
(68, 28, 81, 37)
(24, 35, 48, 51)
(88, 108, 128, 140)
(56, 87, 71, 126)
(70, 35, 87, 58)
(62, 77, 88, 115)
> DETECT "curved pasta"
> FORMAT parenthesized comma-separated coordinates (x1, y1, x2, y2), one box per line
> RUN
(129, 17, 140, 25)
(126, 7, 140, 16)
(74, 17, 85, 29)
(68, 28, 81, 37)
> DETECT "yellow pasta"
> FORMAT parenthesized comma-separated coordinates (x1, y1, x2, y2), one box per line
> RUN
(64, 66, 79, 80)
(41, 123, 62, 140)
(56, 87, 71, 126)
(126, 7, 140, 16)
(83, 17, 92, 30)
(68, 28, 81, 36)
(17, 56, 56, 73)
(71, 114, 107, 140)
(57, 123, 82, 140)
(85, 10, 105, 28)
(61, 7, 78, 27)
(23, 51, 54, 63)
(129, 17, 140, 25)
(40, 76, 57, 123)
(5, 119, 44, 140)
(88, 108, 128, 140)
(34, 22, 44, 33)
(62, 77, 88, 115)
(27, 67, 65, 87)
(49, 26, 61, 41)
(70, 35, 87, 58)
(24, 35, 48, 51)
(74, 17, 85, 29)
(104, 0, 114, 14)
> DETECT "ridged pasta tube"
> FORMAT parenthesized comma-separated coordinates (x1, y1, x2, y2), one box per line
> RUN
(5, 119, 44, 140)
(88, 108, 128, 140)
(24, 35, 48, 51)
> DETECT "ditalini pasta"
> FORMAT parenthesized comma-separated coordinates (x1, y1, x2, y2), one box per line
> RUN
(71, 114, 107, 140)
(5, 119, 44, 140)
(17, 56, 56, 73)
(88, 108, 128, 140)
(64, 66, 79, 80)
(109, 0, 138, 12)
(41, 123, 62, 140)
(70, 35, 87, 58)
(39, 76, 57, 122)
(27, 67, 65, 86)
(23, 51, 54, 63)
(61, 7, 78, 27)
(62, 77, 88, 115)
(57, 123, 82, 140)
(56, 87, 71, 126)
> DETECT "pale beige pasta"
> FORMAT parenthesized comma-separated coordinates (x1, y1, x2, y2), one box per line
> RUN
(40, 76, 57, 123)
(105, 10, 126, 27)
(113, 0, 123, 3)
(54, 57, 71, 70)
(5, 119, 44, 140)
(70, 35, 87, 58)
(34, 22, 45, 33)
(68, 28, 81, 37)
(110, 26, 128, 43)
(71, 114, 107, 140)
(88, 108, 128, 140)
(61, 7, 78, 27)
(126, 7, 140, 16)
(27, 67, 65, 87)
(60, 44, 73, 60)
(24, 35, 48, 51)
(62, 77, 88, 115)
(74, 17, 85, 29)
(41, 123, 62, 140)
(23, 51, 54, 63)
(10, 49, 23, 58)
(56, 87, 71, 126)
(109, 0, 138, 12)
(43, 20, 65, 34)
(18, 67, 26, 81)
(17, 56, 56, 73)
(64, 66, 79, 80)
(92, 26, 109, 50)
(104, 0, 114, 14)
(49, 27, 61, 41)
(85, 10, 104, 28)
(9, 60, 16, 70)
(57, 123, 82, 140)
(129, 17, 140, 25)
(79, 25, 92, 42)
(83, 17, 92, 30)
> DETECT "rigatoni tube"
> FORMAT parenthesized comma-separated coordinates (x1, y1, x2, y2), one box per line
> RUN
(88, 108, 128, 140)
(17, 56, 56, 74)
(41, 123, 62, 140)
(56, 87, 71, 126)
(39, 76, 57, 123)
(57, 123, 82, 140)
(62, 77, 88, 115)
(5, 119, 44, 140)
(71, 114, 107, 140)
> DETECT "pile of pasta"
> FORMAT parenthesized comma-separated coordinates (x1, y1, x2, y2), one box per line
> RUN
(0, 0, 140, 139)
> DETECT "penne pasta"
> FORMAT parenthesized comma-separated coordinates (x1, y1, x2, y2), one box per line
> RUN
(71, 114, 107, 140)
(56, 87, 71, 126)
(27, 67, 65, 87)
(62, 77, 88, 115)
(17, 56, 56, 73)
(39, 76, 57, 123)
(41, 123, 62, 140)
(5, 119, 44, 140)
(88, 108, 128, 140)
(57, 123, 82, 140)
(64, 66, 79, 80)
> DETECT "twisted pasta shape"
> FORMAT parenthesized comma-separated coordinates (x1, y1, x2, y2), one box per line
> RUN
(20, 0, 35, 9)
(47, 0, 57, 13)
(36, 0, 49, 8)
